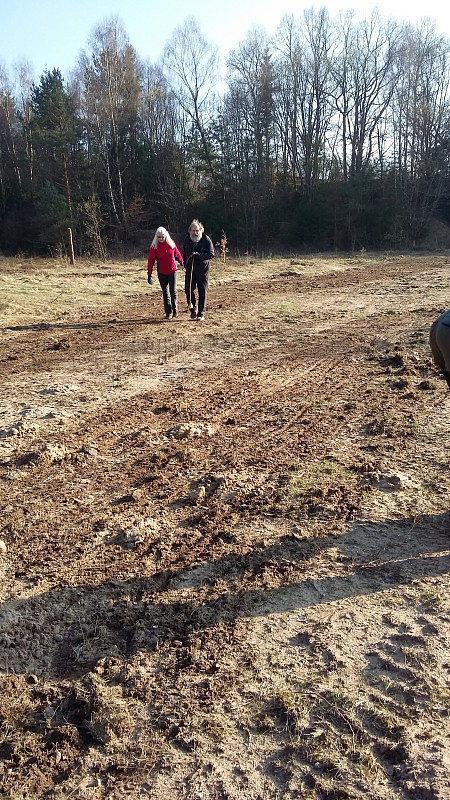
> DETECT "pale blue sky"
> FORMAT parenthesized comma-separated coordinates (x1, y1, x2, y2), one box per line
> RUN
(1, 0, 449, 81)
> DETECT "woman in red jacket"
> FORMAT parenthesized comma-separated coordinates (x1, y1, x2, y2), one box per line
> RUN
(147, 226, 184, 320)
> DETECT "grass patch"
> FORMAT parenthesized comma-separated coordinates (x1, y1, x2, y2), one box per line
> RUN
(289, 460, 357, 500)
(0, 259, 147, 327)
(419, 586, 446, 612)
(0, 676, 36, 728)
(256, 683, 389, 789)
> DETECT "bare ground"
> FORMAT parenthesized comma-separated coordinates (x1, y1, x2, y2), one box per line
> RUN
(0, 251, 449, 800)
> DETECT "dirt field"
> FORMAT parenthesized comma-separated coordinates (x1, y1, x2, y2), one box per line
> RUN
(0, 251, 449, 800)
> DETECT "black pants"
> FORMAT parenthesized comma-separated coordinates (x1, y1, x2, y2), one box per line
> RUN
(185, 264, 210, 315)
(430, 319, 450, 388)
(158, 272, 177, 317)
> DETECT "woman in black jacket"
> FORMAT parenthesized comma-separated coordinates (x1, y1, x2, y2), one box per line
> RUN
(430, 309, 450, 388)
(183, 219, 215, 321)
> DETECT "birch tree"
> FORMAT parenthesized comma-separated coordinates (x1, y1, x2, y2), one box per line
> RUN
(79, 17, 141, 228)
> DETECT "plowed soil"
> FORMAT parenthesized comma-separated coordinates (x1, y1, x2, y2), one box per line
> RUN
(0, 252, 449, 800)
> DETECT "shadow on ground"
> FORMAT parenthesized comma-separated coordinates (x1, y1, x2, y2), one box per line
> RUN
(0, 511, 448, 679)
(1, 316, 163, 333)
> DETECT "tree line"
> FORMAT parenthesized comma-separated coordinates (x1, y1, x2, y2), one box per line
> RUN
(0, 9, 449, 256)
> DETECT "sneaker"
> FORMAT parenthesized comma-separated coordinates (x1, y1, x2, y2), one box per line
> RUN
(165, 312, 173, 320)
(190, 309, 197, 320)
(196, 313, 205, 322)
(173, 308, 178, 318)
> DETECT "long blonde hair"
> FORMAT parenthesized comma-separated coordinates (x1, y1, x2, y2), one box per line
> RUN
(150, 226, 176, 249)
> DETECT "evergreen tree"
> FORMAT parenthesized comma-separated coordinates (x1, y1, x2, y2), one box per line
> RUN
(31, 68, 77, 214)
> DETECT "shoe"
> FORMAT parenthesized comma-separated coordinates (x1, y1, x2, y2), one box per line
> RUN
(173, 308, 178, 318)
(165, 312, 173, 320)
(190, 309, 197, 320)
(197, 313, 205, 322)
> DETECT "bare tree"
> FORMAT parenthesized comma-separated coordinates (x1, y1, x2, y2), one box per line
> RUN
(139, 60, 190, 228)
(227, 27, 276, 182)
(274, 15, 302, 185)
(391, 20, 450, 237)
(162, 17, 218, 179)
(299, 8, 334, 192)
(79, 16, 141, 227)
(13, 59, 34, 187)
(331, 12, 398, 179)
(0, 64, 23, 191)
(140, 62, 176, 150)
(274, 9, 334, 193)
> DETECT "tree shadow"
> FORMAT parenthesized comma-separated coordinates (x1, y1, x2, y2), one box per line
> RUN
(0, 511, 448, 680)
(2, 317, 162, 333)
(168, 510, 450, 590)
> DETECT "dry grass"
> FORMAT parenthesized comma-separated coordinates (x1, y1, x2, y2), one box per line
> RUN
(0, 258, 147, 327)
(418, 584, 446, 611)
(1, 250, 426, 327)
(0, 677, 35, 728)
(255, 682, 396, 793)
(289, 460, 357, 500)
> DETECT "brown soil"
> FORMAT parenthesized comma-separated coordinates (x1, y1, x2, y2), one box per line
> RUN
(0, 252, 449, 800)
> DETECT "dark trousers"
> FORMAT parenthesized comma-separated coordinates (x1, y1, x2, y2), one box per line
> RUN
(158, 272, 177, 316)
(185, 264, 210, 315)
(430, 319, 450, 388)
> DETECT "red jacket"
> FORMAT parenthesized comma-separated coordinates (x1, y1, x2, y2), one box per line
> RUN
(147, 241, 183, 276)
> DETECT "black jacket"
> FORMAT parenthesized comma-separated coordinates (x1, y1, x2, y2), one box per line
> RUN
(183, 233, 215, 270)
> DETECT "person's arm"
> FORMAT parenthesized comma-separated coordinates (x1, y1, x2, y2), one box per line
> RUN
(206, 235, 215, 260)
(147, 247, 157, 282)
(198, 235, 214, 262)
(174, 245, 184, 266)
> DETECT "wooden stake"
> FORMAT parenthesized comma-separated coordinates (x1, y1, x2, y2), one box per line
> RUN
(68, 227, 75, 265)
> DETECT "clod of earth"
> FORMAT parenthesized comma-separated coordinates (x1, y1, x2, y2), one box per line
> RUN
(166, 422, 215, 439)
(417, 380, 436, 390)
(46, 443, 69, 462)
(375, 474, 404, 491)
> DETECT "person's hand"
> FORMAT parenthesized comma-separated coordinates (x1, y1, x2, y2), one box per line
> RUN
(147, 274, 153, 285)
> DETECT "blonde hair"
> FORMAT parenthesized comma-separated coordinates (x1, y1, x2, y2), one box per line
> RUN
(189, 219, 204, 234)
(150, 226, 176, 249)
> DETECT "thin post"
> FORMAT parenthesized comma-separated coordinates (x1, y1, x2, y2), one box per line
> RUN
(68, 227, 75, 265)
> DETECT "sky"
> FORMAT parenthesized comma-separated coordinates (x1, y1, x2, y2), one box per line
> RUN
(1, 0, 449, 82)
